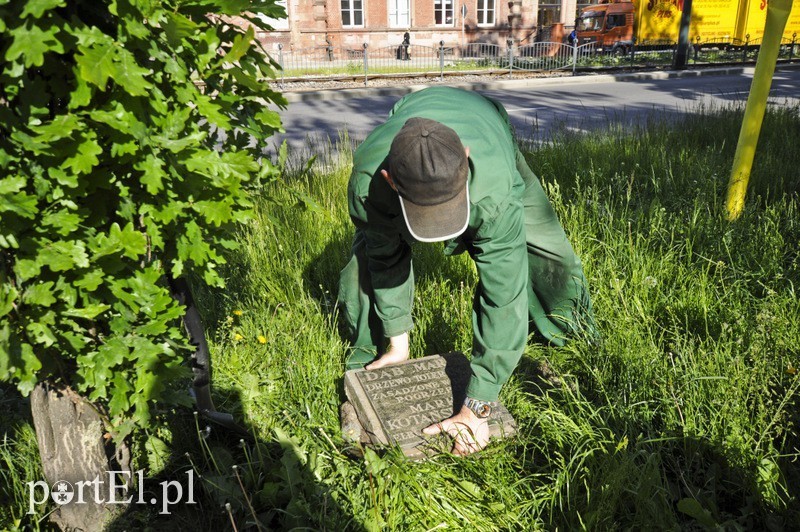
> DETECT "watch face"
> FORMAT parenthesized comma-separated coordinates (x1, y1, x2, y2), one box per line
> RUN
(466, 398, 492, 418)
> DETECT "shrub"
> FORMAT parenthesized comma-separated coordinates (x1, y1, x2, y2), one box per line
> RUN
(0, 0, 286, 439)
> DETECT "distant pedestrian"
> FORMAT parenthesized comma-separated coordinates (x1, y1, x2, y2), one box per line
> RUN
(568, 28, 577, 46)
(402, 31, 411, 60)
(325, 34, 334, 61)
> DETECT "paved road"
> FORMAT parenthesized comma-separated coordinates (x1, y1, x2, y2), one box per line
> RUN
(268, 66, 800, 159)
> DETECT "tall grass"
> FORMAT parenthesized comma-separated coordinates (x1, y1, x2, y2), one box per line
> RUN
(2, 104, 798, 530)
(0, 387, 45, 529)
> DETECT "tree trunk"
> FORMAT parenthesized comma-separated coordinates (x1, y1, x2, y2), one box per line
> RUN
(30, 382, 131, 531)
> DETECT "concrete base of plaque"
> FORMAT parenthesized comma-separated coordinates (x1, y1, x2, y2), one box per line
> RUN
(343, 352, 516, 459)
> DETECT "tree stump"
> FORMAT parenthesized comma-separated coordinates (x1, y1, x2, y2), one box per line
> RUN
(30, 382, 131, 531)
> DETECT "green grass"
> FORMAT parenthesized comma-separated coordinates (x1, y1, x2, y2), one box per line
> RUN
(2, 104, 799, 530)
(0, 388, 45, 530)
(278, 60, 509, 79)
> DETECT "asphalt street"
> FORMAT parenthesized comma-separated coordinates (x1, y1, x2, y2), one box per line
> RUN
(268, 65, 800, 160)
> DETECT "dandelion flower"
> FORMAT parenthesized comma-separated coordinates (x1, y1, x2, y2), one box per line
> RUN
(257, 335, 267, 344)
(233, 310, 243, 316)
(234, 333, 243, 342)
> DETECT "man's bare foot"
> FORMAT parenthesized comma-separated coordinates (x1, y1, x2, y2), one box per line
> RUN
(365, 350, 409, 370)
(366, 333, 409, 370)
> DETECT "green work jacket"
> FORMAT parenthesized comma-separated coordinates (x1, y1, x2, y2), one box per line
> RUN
(347, 87, 529, 402)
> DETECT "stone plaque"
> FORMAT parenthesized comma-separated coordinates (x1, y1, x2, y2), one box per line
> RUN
(344, 352, 516, 459)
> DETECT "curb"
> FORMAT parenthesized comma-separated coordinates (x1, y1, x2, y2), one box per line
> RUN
(281, 62, 800, 104)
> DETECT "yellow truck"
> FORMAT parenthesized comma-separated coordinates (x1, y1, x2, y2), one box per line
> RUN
(576, 0, 800, 53)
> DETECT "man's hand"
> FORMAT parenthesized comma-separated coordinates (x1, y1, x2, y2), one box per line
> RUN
(422, 405, 490, 456)
(365, 333, 409, 370)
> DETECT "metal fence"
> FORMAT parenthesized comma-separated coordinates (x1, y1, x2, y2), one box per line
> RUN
(273, 35, 800, 85)
(690, 35, 800, 64)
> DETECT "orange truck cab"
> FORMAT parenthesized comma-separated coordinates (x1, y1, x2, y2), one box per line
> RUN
(576, 0, 636, 53)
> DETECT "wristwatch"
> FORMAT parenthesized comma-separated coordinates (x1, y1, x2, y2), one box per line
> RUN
(464, 397, 493, 419)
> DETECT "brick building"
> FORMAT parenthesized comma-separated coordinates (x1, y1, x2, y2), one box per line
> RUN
(256, 0, 594, 53)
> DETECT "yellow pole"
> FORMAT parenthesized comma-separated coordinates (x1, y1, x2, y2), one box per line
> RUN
(725, 0, 793, 221)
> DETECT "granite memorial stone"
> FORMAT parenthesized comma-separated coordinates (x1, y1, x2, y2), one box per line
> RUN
(343, 352, 516, 459)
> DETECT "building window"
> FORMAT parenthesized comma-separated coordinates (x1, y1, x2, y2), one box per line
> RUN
(538, 3, 562, 26)
(342, 0, 364, 27)
(388, 0, 410, 27)
(434, 0, 454, 26)
(477, 0, 495, 26)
